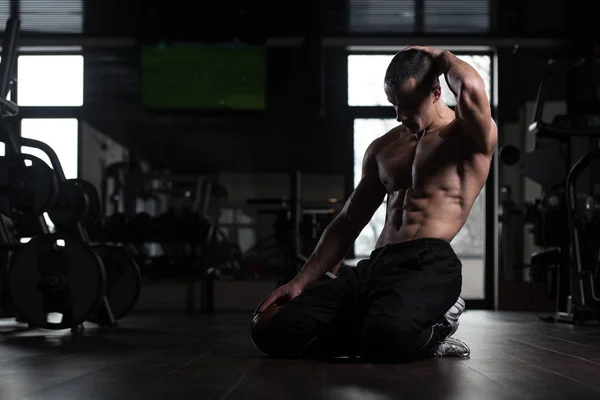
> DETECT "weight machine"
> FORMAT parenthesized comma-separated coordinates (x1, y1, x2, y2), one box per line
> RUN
(500, 46, 600, 324)
(0, 18, 141, 333)
(243, 170, 346, 283)
(96, 163, 245, 314)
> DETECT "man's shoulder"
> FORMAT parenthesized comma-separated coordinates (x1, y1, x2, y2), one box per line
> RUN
(372, 124, 411, 149)
(364, 125, 414, 162)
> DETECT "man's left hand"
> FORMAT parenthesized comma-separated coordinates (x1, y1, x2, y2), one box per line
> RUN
(404, 46, 446, 61)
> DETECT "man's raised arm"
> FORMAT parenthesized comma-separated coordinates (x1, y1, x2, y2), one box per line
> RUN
(406, 46, 497, 154)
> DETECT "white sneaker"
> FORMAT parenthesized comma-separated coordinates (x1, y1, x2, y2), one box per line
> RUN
(431, 337, 471, 358)
(444, 296, 465, 337)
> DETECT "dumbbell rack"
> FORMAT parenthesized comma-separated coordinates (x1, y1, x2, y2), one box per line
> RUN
(94, 173, 236, 315)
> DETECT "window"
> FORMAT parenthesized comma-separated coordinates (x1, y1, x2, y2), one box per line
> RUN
(349, 52, 491, 299)
(348, 55, 395, 106)
(348, 54, 492, 107)
(17, 55, 84, 106)
(349, 0, 490, 33)
(353, 119, 399, 255)
(423, 0, 490, 33)
(21, 119, 79, 179)
(20, 0, 84, 34)
(349, 0, 415, 33)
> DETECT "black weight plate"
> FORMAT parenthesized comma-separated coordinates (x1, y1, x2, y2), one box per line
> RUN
(89, 245, 141, 324)
(0, 154, 59, 219)
(7, 233, 106, 330)
(47, 179, 101, 228)
(73, 179, 102, 227)
(47, 180, 87, 227)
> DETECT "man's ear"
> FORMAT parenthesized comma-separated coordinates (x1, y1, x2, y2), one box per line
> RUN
(431, 84, 442, 103)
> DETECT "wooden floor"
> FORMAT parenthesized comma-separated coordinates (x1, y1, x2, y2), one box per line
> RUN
(1, 310, 600, 400)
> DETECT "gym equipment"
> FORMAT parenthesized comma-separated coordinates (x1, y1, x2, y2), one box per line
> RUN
(244, 170, 343, 282)
(102, 161, 149, 218)
(498, 185, 525, 281)
(7, 233, 106, 330)
(560, 149, 600, 323)
(250, 269, 344, 355)
(129, 212, 153, 241)
(94, 166, 241, 315)
(250, 300, 285, 355)
(88, 245, 141, 325)
(1, 138, 118, 331)
(0, 20, 58, 223)
(0, 18, 135, 331)
(101, 160, 204, 220)
(0, 214, 19, 316)
(0, 149, 119, 330)
(584, 194, 600, 222)
(101, 212, 129, 241)
(77, 179, 102, 227)
(47, 179, 102, 228)
(0, 153, 59, 219)
(503, 47, 600, 324)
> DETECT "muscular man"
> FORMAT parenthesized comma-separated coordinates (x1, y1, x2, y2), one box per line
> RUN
(253, 47, 497, 362)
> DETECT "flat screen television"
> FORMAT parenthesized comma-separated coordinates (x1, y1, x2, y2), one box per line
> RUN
(141, 44, 266, 110)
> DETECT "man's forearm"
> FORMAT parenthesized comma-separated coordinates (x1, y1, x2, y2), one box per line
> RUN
(292, 218, 357, 288)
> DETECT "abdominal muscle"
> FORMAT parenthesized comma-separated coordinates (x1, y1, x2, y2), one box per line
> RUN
(375, 187, 469, 248)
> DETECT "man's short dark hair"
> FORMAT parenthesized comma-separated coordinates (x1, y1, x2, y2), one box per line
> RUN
(384, 49, 440, 93)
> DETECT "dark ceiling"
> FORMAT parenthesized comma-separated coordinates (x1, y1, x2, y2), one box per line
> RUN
(81, 0, 345, 173)
(6, 0, 599, 173)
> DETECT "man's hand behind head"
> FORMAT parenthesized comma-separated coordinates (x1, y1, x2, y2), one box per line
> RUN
(404, 45, 443, 58)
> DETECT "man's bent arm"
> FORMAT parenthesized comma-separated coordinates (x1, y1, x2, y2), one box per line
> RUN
(291, 142, 387, 288)
(291, 214, 360, 287)
(432, 50, 496, 153)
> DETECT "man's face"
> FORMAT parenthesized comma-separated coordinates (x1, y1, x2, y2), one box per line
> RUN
(385, 77, 438, 133)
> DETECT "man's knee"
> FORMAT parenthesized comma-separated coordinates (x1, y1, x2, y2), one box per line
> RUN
(360, 322, 427, 362)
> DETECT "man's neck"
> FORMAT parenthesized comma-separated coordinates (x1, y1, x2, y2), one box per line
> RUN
(425, 104, 455, 132)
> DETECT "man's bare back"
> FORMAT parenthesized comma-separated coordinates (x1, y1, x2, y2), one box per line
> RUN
(374, 119, 494, 248)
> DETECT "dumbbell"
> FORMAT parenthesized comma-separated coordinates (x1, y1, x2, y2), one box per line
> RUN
(250, 298, 287, 356)
(250, 269, 345, 355)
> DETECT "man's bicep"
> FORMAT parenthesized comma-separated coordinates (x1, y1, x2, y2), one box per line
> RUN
(456, 77, 496, 153)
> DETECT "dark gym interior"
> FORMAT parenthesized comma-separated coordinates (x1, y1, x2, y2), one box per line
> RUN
(1, 0, 600, 399)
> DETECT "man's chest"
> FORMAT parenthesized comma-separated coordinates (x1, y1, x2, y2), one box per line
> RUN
(376, 129, 464, 192)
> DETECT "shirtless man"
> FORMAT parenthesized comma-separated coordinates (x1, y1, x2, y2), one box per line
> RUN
(253, 46, 497, 362)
